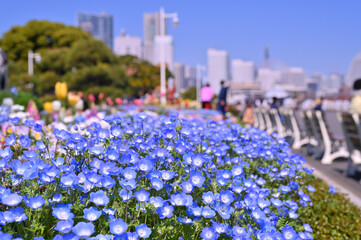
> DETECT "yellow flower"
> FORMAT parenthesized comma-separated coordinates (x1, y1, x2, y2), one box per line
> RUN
(55, 82, 68, 100)
(34, 133, 41, 140)
(6, 128, 13, 134)
(1, 137, 4, 142)
(44, 101, 53, 113)
(68, 92, 80, 106)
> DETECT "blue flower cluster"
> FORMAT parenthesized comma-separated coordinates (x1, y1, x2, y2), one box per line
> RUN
(0, 112, 315, 239)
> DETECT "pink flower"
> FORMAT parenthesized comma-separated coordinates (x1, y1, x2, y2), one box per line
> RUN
(115, 98, 123, 105)
(98, 93, 104, 100)
(88, 94, 95, 102)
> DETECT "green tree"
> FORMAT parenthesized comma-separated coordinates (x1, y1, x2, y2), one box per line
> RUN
(181, 87, 197, 100)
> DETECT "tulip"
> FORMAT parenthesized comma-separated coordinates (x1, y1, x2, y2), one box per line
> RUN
(88, 94, 95, 102)
(68, 92, 80, 106)
(55, 82, 68, 100)
(44, 102, 53, 113)
(115, 98, 123, 105)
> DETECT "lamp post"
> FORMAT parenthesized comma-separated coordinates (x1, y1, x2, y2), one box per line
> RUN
(159, 7, 179, 105)
(28, 50, 41, 76)
(196, 65, 206, 109)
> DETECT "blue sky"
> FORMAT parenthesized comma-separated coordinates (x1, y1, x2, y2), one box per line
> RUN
(1, 1, 361, 75)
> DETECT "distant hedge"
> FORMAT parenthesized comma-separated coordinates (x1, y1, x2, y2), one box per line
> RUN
(0, 90, 43, 111)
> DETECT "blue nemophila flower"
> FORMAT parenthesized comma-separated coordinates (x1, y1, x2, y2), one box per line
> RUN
(329, 186, 337, 194)
(138, 159, 153, 172)
(83, 207, 102, 221)
(123, 167, 137, 180)
(10, 117, 20, 125)
(181, 180, 194, 193)
(10, 207, 27, 222)
(54, 219, 74, 233)
(202, 191, 214, 205)
(189, 170, 205, 188)
(72, 222, 95, 238)
(2, 193, 23, 207)
(160, 170, 176, 181)
(150, 177, 163, 191)
(109, 218, 128, 235)
(191, 154, 204, 168)
(121, 232, 139, 240)
(26, 195, 45, 209)
(135, 189, 150, 202)
(200, 227, 217, 240)
(219, 190, 235, 205)
(54, 129, 70, 141)
(52, 204, 75, 220)
(156, 202, 174, 219)
(282, 225, 298, 240)
(202, 206, 216, 218)
(213, 222, 229, 234)
(170, 193, 188, 206)
(232, 226, 247, 237)
(90, 190, 109, 206)
(136, 223, 152, 239)
(307, 185, 316, 193)
(216, 203, 234, 219)
(4, 134, 16, 146)
(119, 189, 132, 202)
(150, 196, 165, 208)
(34, 123, 42, 132)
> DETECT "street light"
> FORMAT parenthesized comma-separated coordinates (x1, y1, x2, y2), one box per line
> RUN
(159, 7, 179, 105)
(28, 50, 41, 76)
(196, 65, 207, 109)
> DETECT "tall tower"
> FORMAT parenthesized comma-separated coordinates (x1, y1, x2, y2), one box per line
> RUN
(264, 45, 270, 69)
(78, 12, 113, 49)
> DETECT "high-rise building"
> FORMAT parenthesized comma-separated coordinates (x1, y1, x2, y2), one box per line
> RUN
(232, 59, 255, 84)
(184, 66, 197, 89)
(153, 35, 174, 71)
(328, 73, 342, 92)
(114, 31, 143, 58)
(257, 68, 280, 91)
(279, 67, 306, 87)
(143, 12, 166, 63)
(174, 63, 185, 95)
(346, 51, 361, 87)
(78, 12, 113, 49)
(207, 48, 229, 94)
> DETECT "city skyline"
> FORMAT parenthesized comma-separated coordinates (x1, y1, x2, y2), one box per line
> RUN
(1, 1, 361, 76)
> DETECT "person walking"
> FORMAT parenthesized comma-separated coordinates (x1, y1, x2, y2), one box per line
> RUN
(218, 80, 228, 119)
(200, 83, 214, 109)
(350, 78, 361, 114)
(242, 100, 254, 128)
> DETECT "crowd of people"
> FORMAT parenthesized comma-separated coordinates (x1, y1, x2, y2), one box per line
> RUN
(200, 78, 361, 125)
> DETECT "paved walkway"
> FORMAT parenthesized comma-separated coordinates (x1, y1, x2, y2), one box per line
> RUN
(294, 149, 361, 208)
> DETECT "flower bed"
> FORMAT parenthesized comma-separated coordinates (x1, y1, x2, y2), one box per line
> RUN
(0, 112, 318, 239)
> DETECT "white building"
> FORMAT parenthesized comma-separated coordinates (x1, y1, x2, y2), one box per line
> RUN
(153, 35, 174, 71)
(232, 59, 255, 84)
(279, 67, 306, 87)
(174, 63, 185, 95)
(327, 73, 342, 94)
(114, 32, 142, 58)
(143, 12, 165, 63)
(207, 48, 229, 94)
(257, 68, 281, 91)
(184, 66, 197, 89)
(345, 51, 361, 87)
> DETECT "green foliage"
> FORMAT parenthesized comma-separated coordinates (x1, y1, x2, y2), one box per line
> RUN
(182, 87, 197, 100)
(65, 39, 116, 70)
(0, 20, 169, 99)
(299, 175, 361, 239)
(0, 90, 43, 110)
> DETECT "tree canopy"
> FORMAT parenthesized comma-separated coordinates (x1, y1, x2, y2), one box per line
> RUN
(0, 20, 171, 99)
